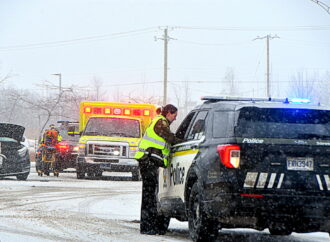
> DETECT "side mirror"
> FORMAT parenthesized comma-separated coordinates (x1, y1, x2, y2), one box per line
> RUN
(21, 137, 26, 142)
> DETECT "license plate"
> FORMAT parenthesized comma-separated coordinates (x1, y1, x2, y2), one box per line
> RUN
(287, 157, 314, 171)
(100, 163, 111, 169)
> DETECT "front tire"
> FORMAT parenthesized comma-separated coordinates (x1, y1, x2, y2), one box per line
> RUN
(76, 164, 85, 179)
(95, 170, 103, 178)
(16, 172, 29, 181)
(132, 170, 141, 181)
(188, 183, 219, 242)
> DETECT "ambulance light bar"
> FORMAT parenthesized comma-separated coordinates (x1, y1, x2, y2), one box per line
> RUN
(83, 106, 152, 116)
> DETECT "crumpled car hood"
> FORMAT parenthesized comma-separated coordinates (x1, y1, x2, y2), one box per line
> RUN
(0, 123, 25, 142)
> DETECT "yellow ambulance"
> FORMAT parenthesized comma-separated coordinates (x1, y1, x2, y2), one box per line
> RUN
(76, 101, 158, 180)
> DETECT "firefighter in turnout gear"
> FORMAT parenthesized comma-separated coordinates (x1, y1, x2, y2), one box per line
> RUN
(135, 104, 181, 235)
(36, 124, 62, 176)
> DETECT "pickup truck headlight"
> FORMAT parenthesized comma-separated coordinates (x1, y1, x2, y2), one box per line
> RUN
(78, 144, 86, 156)
(129, 146, 138, 158)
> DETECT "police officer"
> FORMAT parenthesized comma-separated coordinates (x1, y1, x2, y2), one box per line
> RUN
(135, 104, 181, 235)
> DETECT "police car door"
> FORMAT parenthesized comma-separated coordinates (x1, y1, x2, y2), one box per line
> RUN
(159, 110, 208, 202)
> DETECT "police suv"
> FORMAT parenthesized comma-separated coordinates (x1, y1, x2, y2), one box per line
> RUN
(157, 96, 330, 241)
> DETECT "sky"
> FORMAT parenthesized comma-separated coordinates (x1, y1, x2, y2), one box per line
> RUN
(0, 0, 329, 106)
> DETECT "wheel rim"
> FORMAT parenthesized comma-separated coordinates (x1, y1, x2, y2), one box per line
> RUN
(192, 193, 201, 230)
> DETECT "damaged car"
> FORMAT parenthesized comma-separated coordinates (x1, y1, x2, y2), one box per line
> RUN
(0, 123, 30, 180)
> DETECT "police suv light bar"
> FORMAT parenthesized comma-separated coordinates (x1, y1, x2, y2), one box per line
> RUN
(201, 96, 311, 104)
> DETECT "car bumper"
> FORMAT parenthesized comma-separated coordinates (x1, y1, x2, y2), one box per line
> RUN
(77, 156, 139, 172)
(203, 192, 330, 224)
(0, 165, 30, 176)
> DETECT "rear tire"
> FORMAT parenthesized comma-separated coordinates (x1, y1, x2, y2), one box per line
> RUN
(188, 183, 219, 242)
(269, 224, 292, 236)
(16, 172, 29, 181)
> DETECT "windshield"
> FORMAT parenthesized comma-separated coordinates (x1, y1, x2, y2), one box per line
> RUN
(84, 117, 140, 138)
(58, 126, 80, 142)
(235, 107, 330, 140)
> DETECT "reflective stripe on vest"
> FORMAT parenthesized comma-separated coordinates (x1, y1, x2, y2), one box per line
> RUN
(142, 135, 166, 147)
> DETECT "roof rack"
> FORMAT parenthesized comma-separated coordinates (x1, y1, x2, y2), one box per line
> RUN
(201, 96, 289, 103)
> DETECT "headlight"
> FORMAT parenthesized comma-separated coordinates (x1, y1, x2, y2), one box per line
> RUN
(18, 146, 28, 157)
(78, 144, 86, 155)
(129, 146, 138, 158)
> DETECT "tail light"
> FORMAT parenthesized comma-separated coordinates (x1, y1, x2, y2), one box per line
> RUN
(57, 142, 69, 152)
(217, 145, 240, 168)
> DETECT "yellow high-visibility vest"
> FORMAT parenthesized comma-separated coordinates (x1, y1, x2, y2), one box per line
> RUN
(134, 115, 170, 167)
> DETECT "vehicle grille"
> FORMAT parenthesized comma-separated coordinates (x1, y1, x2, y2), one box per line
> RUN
(87, 142, 128, 158)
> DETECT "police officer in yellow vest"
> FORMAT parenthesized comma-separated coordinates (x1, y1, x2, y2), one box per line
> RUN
(135, 104, 181, 235)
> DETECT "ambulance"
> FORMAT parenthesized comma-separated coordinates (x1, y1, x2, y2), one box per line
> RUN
(76, 101, 158, 180)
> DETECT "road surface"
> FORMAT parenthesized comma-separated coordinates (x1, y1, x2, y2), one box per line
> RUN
(0, 164, 329, 241)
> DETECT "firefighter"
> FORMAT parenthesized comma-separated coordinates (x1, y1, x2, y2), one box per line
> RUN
(135, 104, 181, 235)
(37, 124, 62, 176)
(40, 124, 62, 143)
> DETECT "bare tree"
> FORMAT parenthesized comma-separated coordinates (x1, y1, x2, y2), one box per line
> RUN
(0, 73, 11, 84)
(221, 67, 236, 96)
(318, 71, 330, 105)
(172, 79, 194, 120)
(287, 71, 319, 102)
(91, 77, 107, 101)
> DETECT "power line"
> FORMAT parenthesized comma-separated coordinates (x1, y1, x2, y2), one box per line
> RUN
(310, 0, 330, 15)
(176, 39, 252, 46)
(0, 27, 157, 51)
(103, 81, 162, 87)
(173, 25, 330, 31)
(279, 38, 330, 48)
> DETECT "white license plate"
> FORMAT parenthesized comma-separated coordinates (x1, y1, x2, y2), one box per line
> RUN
(100, 163, 111, 169)
(287, 157, 314, 171)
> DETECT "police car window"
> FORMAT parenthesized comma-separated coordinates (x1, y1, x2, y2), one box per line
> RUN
(213, 111, 230, 138)
(235, 107, 330, 139)
(175, 111, 196, 140)
(187, 111, 208, 140)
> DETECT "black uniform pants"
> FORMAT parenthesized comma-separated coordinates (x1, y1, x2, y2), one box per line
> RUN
(139, 159, 168, 234)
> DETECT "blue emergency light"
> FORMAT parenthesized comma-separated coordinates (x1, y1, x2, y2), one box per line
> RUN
(289, 98, 311, 104)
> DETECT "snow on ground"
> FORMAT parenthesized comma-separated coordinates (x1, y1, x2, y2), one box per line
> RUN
(0, 166, 329, 241)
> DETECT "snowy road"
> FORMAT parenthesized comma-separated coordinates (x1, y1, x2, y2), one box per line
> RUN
(0, 165, 329, 242)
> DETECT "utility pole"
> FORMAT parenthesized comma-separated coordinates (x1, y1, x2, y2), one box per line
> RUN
(155, 27, 174, 105)
(163, 28, 168, 106)
(254, 34, 279, 98)
(52, 73, 62, 119)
